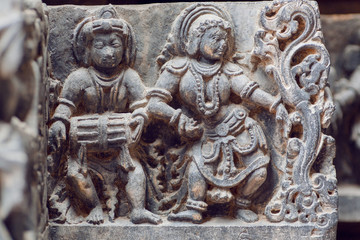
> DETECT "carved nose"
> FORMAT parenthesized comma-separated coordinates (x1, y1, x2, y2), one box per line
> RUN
(103, 47, 114, 57)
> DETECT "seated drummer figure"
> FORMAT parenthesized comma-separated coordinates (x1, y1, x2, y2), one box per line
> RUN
(148, 4, 288, 223)
(48, 6, 161, 225)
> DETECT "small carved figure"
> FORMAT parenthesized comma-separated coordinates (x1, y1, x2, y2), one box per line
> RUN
(148, 3, 288, 223)
(48, 6, 161, 225)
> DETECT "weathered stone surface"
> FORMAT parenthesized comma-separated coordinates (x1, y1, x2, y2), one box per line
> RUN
(46, 1, 337, 239)
(49, 218, 336, 240)
(47, 2, 268, 86)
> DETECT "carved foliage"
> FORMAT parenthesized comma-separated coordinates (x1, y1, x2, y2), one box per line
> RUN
(253, 0, 336, 231)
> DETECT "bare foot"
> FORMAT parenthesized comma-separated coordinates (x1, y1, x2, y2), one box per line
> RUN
(86, 206, 104, 225)
(236, 209, 258, 223)
(130, 208, 162, 225)
(168, 210, 203, 224)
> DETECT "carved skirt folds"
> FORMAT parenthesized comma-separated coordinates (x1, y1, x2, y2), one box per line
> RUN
(193, 106, 270, 191)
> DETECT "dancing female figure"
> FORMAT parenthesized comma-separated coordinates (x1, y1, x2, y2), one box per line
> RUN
(148, 3, 287, 223)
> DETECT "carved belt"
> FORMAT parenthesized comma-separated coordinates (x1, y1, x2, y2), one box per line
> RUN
(193, 108, 269, 188)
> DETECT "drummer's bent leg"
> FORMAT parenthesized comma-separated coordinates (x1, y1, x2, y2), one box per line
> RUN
(67, 155, 104, 224)
(126, 158, 146, 210)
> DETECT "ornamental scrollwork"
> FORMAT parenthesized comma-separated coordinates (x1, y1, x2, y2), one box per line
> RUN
(252, 0, 337, 232)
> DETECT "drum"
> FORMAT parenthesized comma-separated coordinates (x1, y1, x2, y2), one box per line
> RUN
(69, 113, 132, 152)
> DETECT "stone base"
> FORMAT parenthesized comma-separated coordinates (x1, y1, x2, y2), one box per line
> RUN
(49, 217, 336, 240)
(339, 184, 360, 222)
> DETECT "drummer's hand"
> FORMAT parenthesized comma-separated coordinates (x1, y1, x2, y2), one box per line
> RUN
(49, 121, 66, 152)
(129, 115, 145, 143)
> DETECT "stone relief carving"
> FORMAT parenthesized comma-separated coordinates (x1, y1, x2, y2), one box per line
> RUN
(48, 5, 161, 225)
(47, 1, 336, 238)
(148, 3, 288, 223)
(252, 0, 337, 234)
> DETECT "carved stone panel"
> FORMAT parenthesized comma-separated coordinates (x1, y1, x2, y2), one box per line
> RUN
(47, 1, 337, 239)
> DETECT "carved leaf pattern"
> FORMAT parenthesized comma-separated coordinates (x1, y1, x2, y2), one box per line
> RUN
(253, 0, 337, 231)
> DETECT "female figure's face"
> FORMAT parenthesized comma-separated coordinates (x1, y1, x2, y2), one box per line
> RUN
(90, 32, 124, 69)
(199, 27, 228, 62)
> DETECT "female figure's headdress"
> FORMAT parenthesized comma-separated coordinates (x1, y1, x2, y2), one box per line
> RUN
(157, 3, 235, 66)
(73, 5, 136, 67)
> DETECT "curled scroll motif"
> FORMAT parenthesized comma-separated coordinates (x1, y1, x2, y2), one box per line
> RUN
(252, 0, 336, 231)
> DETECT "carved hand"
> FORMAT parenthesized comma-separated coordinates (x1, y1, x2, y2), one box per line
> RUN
(178, 114, 203, 140)
(129, 115, 145, 143)
(49, 121, 66, 152)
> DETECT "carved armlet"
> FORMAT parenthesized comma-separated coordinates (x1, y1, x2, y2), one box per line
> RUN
(146, 88, 173, 103)
(129, 99, 147, 111)
(239, 81, 259, 99)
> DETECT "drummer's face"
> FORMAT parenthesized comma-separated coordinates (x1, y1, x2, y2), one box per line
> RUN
(91, 32, 124, 69)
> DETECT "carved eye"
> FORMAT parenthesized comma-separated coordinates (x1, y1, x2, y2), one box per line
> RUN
(94, 42, 104, 49)
(111, 41, 121, 48)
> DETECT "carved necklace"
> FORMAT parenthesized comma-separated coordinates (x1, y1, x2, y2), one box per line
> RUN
(189, 59, 222, 117)
(89, 67, 125, 112)
(89, 66, 124, 88)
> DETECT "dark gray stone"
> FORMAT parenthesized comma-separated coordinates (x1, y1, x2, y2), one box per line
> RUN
(46, 1, 337, 239)
(49, 218, 337, 240)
